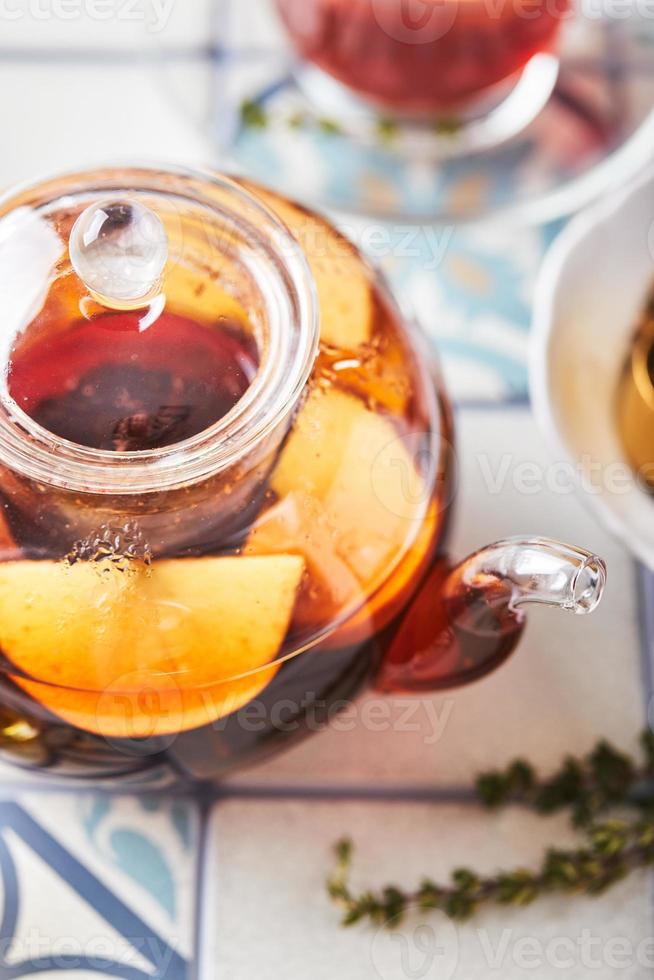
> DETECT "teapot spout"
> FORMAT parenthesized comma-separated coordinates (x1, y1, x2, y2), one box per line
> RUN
(375, 537, 606, 693)
(450, 537, 607, 616)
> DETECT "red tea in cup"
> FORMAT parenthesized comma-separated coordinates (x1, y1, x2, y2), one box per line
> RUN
(276, 0, 569, 113)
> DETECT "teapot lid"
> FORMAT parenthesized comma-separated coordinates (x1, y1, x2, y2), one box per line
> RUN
(0, 165, 319, 492)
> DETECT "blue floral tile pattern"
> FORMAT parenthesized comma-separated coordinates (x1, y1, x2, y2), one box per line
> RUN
(375, 221, 547, 402)
(330, 213, 549, 401)
(0, 794, 197, 979)
(233, 116, 544, 220)
(226, 19, 654, 227)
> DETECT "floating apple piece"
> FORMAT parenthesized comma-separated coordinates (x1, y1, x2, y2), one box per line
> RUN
(247, 387, 429, 637)
(243, 182, 373, 349)
(0, 554, 304, 738)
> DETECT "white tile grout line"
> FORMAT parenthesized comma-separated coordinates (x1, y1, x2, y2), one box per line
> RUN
(634, 560, 654, 955)
(636, 562, 654, 713)
(189, 791, 212, 980)
(0, 45, 282, 64)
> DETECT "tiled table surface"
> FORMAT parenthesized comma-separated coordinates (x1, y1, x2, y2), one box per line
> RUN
(0, 2, 653, 978)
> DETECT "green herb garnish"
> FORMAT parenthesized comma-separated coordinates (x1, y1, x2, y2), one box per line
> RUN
(240, 99, 268, 129)
(329, 732, 654, 927)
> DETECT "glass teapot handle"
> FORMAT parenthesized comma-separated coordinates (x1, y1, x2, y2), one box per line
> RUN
(375, 537, 607, 693)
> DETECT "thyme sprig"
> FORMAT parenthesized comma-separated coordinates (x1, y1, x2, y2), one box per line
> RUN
(239, 99, 461, 144)
(477, 733, 654, 827)
(328, 732, 654, 928)
(240, 100, 343, 135)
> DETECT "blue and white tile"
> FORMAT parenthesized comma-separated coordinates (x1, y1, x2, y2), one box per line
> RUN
(0, 792, 198, 978)
(370, 220, 545, 403)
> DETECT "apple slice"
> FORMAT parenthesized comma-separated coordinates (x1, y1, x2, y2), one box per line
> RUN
(246, 491, 367, 635)
(0, 554, 304, 738)
(164, 261, 254, 333)
(272, 387, 425, 580)
(247, 387, 428, 634)
(242, 181, 373, 349)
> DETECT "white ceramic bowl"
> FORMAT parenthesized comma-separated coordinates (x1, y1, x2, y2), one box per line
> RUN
(531, 166, 654, 568)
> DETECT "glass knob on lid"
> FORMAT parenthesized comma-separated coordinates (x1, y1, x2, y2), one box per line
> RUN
(0, 166, 318, 499)
(69, 198, 168, 309)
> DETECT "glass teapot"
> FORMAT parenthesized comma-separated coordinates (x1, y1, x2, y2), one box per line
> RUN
(0, 166, 605, 784)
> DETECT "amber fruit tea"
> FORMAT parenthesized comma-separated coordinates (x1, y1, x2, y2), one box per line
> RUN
(0, 186, 457, 783)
